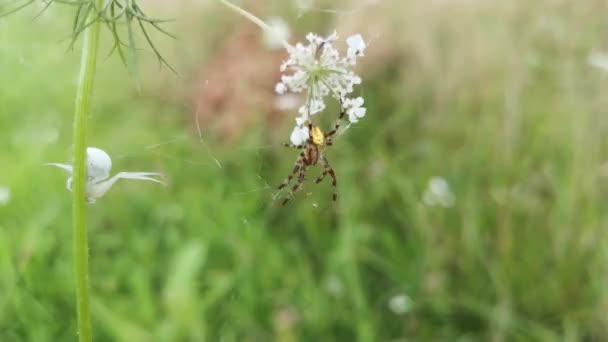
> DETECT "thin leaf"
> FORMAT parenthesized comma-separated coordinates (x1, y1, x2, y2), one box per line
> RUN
(72, 2, 85, 35)
(131, 5, 178, 40)
(103, 1, 126, 21)
(148, 20, 176, 40)
(131, 3, 174, 24)
(125, 11, 141, 91)
(32, 0, 55, 21)
(137, 18, 177, 75)
(105, 14, 128, 69)
(67, 3, 98, 52)
(0, 0, 35, 18)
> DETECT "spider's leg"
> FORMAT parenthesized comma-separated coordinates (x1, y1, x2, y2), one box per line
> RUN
(283, 143, 304, 149)
(325, 101, 347, 138)
(315, 156, 329, 183)
(292, 166, 307, 194)
(320, 155, 338, 201)
(278, 154, 304, 190)
(315, 169, 329, 184)
(282, 166, 307, 205)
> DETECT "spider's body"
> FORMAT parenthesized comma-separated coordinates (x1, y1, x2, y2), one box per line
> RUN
(304, 126, 325, 165)
(277, 107, 345, 205)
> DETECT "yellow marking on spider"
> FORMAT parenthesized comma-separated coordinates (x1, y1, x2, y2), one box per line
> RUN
(311, 126, 325, 146)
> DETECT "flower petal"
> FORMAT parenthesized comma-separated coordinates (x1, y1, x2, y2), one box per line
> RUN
(275, 82, 287, 94)
(346, 34, 366, 59)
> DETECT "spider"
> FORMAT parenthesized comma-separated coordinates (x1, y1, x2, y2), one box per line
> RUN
(277, 107, 346, 205)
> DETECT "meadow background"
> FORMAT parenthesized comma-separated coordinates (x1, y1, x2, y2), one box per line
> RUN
(1, 0, 608, 340)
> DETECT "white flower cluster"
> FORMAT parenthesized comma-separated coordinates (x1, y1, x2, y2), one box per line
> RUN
(422, 177, 455, 208)
(275, 31, 367, 142)
(45, 147, 165, 204)
(388, 293, 414, 315)
(0, 186, 10, 206)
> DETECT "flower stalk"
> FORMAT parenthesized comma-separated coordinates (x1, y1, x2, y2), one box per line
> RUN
(72, 0, 103, 340)
(219, 0, 291, 50)
(3, 1, 175, 340)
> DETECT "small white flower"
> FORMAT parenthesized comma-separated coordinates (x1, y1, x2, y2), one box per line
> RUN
(298, 105, 310, 119)
(422, 177, 455, 208)
(343, 96, 367, 123)
(588, 52, 608, 72)
(263, 17, 291, 50)
(290, 125, 309, 146)
(346, 34, 366, 63)
(45, 147, 166, 204)
(275, 82, 287, 94)
(388, 294, 413, 315)
(295, 116, 307, 126)
(275, 31, 366, 124)
(0, 186, 10, 206)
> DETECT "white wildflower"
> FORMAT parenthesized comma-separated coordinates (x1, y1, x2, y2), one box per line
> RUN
(295, 116, 307, 126)
(275, 31, 366, 124)
(263, 17, 291, 50)
(588, 52, 608, 72)
(0, 186, 10, 206)
(45, 147, 166, 204)
(388, 294, 413, 315)
(343, 96, 367, 123)
(290, 125, 309, 146)
(275, 82, 287, 94)
(422, 177, 455, 208)
(346, 34, 366, 63)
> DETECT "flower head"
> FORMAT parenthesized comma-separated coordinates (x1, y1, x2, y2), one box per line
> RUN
(0, 186, 10, 206)
(346, 34, 366, 62)
(275, 32, 366, 125)
(589, 52, 608, 72)
(218, 1, 369, 142)
(388, 294, 414, 315)
(45, 147, 166, 204)
(422, 177, 455, 208)
(343, 96, 367, 123)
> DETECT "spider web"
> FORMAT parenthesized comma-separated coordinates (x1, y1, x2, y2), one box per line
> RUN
(132, 0, 382, 210)
(147, 97, 354, 208)
(140, 107, 281, 204)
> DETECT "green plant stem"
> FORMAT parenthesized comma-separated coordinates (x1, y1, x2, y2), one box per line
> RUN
(72, 1, 102, 341)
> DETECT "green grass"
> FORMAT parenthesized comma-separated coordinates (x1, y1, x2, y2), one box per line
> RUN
(1, 1, 608, 341)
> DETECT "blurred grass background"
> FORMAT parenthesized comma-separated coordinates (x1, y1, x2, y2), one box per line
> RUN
(2, 0, 608, 340)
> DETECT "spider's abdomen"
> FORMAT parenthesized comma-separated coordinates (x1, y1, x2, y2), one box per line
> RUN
(311, 126, 325, 146)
